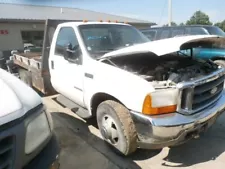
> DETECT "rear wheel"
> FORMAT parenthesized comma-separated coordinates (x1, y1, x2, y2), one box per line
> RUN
(96, 100, 137, 156)
(214, 60, 225, 68)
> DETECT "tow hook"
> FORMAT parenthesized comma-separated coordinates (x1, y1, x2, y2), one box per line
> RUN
(193, 124, 207, 139)
(193, 134, 200, 139)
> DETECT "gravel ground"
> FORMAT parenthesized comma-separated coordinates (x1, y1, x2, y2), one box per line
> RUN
(43, 95, 225, 169)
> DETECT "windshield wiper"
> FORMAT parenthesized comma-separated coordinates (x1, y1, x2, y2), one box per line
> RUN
(177, 51, 191, 57)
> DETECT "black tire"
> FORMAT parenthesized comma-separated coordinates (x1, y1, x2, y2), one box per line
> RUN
(18, 69, 32, 87)
(214, 60, 225, 68)
(96, 100, 137, 156)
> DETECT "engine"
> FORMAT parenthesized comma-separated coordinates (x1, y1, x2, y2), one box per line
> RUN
(153, 61, 207, 83)
(103, 54, 219, 88)
(122, 59, 218, 86)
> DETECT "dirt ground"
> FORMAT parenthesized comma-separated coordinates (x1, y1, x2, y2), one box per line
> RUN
(43, 95, 225, 169)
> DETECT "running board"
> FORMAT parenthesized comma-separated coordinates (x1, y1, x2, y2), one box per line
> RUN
(56, 94, 92, 119)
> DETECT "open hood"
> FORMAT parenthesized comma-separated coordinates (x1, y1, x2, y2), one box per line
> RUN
(99, 35, 225, 60)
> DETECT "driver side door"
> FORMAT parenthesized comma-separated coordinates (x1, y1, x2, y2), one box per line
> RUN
(50, 27, 84, 107)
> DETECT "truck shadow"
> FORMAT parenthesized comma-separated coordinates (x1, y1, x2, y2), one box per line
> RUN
(161, 114, 225, 167)
(51, 112, 148, 169)
(51, 111, 225, 168)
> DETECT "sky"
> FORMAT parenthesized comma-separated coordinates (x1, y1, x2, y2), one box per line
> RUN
(0, 0, 224, 25)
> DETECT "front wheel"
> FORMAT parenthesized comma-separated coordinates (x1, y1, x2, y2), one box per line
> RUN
(96, 100, 137, 156)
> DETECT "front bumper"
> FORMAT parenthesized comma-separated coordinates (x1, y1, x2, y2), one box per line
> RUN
(130, 92, 225, 149)
(0, 104, 60, 169)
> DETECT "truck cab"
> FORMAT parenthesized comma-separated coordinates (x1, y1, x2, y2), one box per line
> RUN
(49, 22, 148, 111)
(0, 68, 59, 169)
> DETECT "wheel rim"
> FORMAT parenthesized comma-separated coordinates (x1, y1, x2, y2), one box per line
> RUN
(101, 115, 119, 145)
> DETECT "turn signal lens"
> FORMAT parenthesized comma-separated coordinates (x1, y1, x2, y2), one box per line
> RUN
(142, 95, 156, 115)
(142, 95, 177, 115)
(157, 105, 177, 114)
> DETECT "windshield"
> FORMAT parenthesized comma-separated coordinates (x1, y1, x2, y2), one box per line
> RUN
(79, 24, 149, 58)
(204, 26, 225, 36)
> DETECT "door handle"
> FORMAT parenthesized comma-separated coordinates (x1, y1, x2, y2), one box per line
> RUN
(85, 73, 94, 79)
(51, 60, 54, 69)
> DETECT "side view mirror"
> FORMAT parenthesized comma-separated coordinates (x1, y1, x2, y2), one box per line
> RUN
(66, 43, 75, 54)
(63, 43, 80, 62)
(63, 43, 73, 60)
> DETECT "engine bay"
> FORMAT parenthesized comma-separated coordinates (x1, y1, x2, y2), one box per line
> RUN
(102, 53, 219, 88)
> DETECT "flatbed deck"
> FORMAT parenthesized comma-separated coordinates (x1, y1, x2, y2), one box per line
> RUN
(13, 53, 42, 71)
(15, 52, 42, 60)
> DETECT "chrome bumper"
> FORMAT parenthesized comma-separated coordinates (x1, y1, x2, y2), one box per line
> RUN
(130, 92, 225, 149)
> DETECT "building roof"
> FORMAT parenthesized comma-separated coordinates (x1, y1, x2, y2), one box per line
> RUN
(0, 3, 151, 24)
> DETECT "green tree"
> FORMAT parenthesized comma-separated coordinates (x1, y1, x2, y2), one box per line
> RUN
(179, 22, 185, 26)
(214, 20, 225, 31)
(171, 22, 177, 26)
(164, 21, 177, 26)
(186, 10, 212, 25)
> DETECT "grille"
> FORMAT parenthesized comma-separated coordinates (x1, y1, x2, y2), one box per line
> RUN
(0, 136, 14, 169)
(192, 75, 224, 111)
(178, 71, 225, 114)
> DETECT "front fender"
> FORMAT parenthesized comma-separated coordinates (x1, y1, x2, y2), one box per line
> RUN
(83, 62, 155, 113)
(85, 86, 152, 114)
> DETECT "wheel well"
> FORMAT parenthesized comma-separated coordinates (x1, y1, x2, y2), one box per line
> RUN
(91, 93, 123, 116)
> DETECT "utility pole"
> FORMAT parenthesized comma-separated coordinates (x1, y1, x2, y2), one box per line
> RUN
(168, 0, 172, 26)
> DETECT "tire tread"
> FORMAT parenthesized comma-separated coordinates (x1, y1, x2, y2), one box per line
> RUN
(99, 100, 137, 155)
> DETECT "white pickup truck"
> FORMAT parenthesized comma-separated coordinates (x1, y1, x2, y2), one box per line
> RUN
(9, 20, 225, 155)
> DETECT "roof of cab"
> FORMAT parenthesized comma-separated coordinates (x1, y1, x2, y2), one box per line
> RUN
(58, 21, 130, 27)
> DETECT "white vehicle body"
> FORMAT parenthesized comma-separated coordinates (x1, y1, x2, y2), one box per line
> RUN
(49, 23, 224, 113)
(0, 68, 41, 125)
(49, 22, 149, 113)
(0, 69, 55, 168)
(47, 22, 225, 154)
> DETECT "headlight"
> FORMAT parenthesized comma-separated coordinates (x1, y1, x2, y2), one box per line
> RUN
(142, 88, 178, 115)
(25, 111, 51, 154)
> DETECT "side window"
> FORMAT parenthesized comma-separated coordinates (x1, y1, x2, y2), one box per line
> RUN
(171, 28, 185, 37)
(55, 27, 80, 57)
(143, 30, 156, 41)
(186, 27, 208, 35)
(160, 29, 170, 39)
